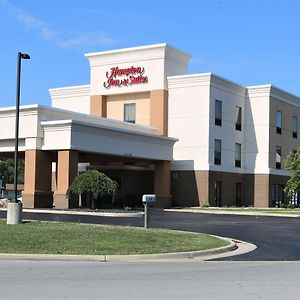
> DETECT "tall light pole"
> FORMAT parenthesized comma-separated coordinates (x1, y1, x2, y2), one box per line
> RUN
(7, 52, 30, 225)
(13, 52, 30, 203)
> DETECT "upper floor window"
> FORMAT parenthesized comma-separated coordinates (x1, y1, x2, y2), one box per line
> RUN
(214, 139, 222, 165)
(235, 143, 241, 168)
(124, 103, 136, 123)
(215, 100, 222, 126)
(292, 116, 298, 139)
(235, 106, 242, 131)
(276, 146, 282, 169)
(276, 110, 282, 134)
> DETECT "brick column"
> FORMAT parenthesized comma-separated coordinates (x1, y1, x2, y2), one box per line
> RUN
(154, 161, 171, 208)
(150, 90, 168, 136)
(254, 174, 270, 208)
(195, 170, 210, 206)
(54, 150, 79, 209)
(22, 150, 53, 208)
(90, 95, 107, 117)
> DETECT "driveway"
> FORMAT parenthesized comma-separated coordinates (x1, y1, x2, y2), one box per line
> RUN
(1, 210, 299, 260)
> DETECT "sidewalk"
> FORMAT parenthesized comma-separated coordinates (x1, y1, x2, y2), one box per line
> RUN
(166, 208, 300, 218)
(0, 207, 144, 218)
(2, 206, 299, 218)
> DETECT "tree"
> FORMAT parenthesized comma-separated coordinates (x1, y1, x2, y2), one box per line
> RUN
(67, 170, 118, 209)
(0, 159, 24, 184)
(284, 149, 300, 197)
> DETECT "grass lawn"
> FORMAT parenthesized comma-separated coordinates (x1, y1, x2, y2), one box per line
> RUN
(185, 207, 300, 216)
(0, 220, 228, 255)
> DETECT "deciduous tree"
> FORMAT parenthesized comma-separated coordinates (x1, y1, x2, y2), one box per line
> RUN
(0, 159, 24, 184)
(284, 150, 300, 197)
(67, 170, 118, 209)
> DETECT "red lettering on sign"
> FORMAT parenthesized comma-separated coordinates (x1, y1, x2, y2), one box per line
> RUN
(103, 66, 148, 88)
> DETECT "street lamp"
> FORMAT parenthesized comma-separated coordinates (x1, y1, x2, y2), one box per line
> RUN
(13, 52, 30, 203)
(7, 52, 30, 225)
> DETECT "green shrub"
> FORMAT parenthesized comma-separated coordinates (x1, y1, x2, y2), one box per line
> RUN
(67, 170, 118, 201)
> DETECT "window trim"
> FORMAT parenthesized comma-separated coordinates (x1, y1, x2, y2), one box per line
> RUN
(292, 115, 298, 139)
(276, 145, 282, 170)
(124, 103, 136, 123)
(214, 139, 222, 165)
(235, 143, 242, 168)
(215, 100, 222, 127)
(276, 110, 282, 134)
(235, 106, 242, 131)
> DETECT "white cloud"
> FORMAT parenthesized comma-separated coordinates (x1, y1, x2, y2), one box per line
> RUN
(0, 0, 120, 48)
(59, 32, 120, 48)
(81, 8, 151, 23)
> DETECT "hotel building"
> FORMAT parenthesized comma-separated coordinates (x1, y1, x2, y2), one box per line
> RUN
(0, 43, 299, 209)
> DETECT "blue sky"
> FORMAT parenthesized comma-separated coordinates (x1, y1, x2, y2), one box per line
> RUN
(1, 0, 300, 108)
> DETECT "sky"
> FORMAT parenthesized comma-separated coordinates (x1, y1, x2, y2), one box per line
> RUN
(1, 0, 300, 108)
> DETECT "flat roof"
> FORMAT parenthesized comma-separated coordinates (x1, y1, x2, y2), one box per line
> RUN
(85, 43, 191, 59)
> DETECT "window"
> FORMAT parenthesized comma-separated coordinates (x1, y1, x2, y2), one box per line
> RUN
(236, 183, 242, 207)
(272, 184, 284, 207)
(290, 191, 300, 206)
(276, 110, 282, 134)
(214, 181, 222, 207)
(214, 139, 221, 165)
(235, 143, 241, 168)
(235, 106, 242, 131)
(124, 103, 136, 123)
(276, 146, 282, 169)
(215, 100, 222, 126)
(292, 116, 298, 139)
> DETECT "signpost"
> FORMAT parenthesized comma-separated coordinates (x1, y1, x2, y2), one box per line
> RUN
(142, 194, 156, 228)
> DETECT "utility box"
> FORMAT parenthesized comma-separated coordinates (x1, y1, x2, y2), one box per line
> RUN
(142, 194, 156, 204)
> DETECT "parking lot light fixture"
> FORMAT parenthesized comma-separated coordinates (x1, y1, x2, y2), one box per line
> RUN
(13, 52, 30, 203)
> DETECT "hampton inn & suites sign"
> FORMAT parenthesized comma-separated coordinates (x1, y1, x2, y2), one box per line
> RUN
(103, 66, 148, 88)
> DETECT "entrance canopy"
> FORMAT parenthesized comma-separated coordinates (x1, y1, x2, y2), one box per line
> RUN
(0, 104, 177, 209)
(0, 104, 177, 160)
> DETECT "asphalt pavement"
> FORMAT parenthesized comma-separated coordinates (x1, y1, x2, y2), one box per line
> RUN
(1, 260, 300, 299)
(1, 209, 299, 261)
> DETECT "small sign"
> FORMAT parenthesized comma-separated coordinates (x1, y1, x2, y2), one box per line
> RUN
(142, 194, 156, 203)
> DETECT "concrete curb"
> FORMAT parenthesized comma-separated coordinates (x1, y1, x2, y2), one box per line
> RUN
(2, 207, 299, 218)
(0, 236, 244, 262)
(0, 207, 143, 218)
(166, 208, 300, 218)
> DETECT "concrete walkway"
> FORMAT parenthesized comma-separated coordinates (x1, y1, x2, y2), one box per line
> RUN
(1, 206, 299, 218)
(166, 208, 300, 218)
(0, 207, 144, 217)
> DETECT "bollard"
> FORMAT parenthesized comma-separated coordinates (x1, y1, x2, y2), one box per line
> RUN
(144, 203, 149, 228)
(7, 202, 23, 224)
